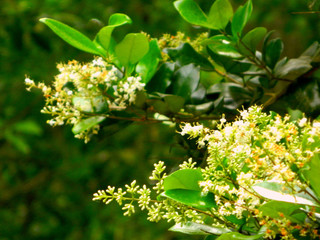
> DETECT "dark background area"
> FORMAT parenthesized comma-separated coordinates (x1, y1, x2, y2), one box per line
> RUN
(0, 0, 319, 239)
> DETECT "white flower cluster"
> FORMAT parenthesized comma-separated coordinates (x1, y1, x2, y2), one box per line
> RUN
(25, 57, 145, 141)
(180, 106, 320, 238)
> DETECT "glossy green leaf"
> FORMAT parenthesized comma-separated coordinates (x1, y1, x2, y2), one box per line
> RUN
(252, 181, 319, 207)
(162, 189, 216, 210)
(239, 27, 267, 54)
(217, 231, 264, 240)
(164, 168, 203, 191)
(73, 96, 108, 113)
(231, 0, 253, 38)
(172, 63, 200, 99)
(169, 222, 231, 235)
(94, 13, 132, 52)
(146, 62, 174, 93)
(72, 116, 106, 134)
(165, 43, 213, 70)
(208, 0, 233, 30)
(264, 38, 284, 69)
(115, 33, 149, 68)
(303, 153, 320, 199)
(274, 57, 312, 81)
(39, 18, 104, 56)
(207, 35, 242, 58)
(174, 0, 211, 28)
(136, 39, 162, 83)
(259, 201, 306, 224)
(164, 95, 185, 113)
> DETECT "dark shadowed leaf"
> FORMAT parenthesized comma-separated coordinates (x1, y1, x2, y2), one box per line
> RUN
(172, 63, 200, 99)
(165, 43, 213, 70)
(264, 38, 284, 69)
(239, 27, 267, 54)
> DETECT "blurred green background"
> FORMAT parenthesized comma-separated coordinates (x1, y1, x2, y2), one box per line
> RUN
(0, 0, 319, 239)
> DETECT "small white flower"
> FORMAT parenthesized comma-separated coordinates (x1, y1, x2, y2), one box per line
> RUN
(299, 118, 307, 127)
(25, 78, 34, 85)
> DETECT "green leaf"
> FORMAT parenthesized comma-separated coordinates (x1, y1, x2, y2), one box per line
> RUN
(207, 35, 242, 58)
(231, 0, 253, 38)
(208, 0, 233, 30)
(303, 153, 320, 199)
(146, 62, 174, 93)
(259, 201, 306, 224)
(252, 181, 319, 207)
(136, 39, 162, 83)
(164, 95, 185, 113)
(239, 27, 267, 54)
(115, 33, 149, 68)
(174, 0, 211, 28)
(162, 189, 216, 210)
(169, 222, 231, 235)
(164, 168, 203, 191)
(217, 232, 264, 240)
(264, 38, 284, 69)
(165, 43, 214, 70)
(39, 18, 104, 56)
(72, 96, 108, 113)
(94, 13, 132, 52)
(274, 57, 312, 81)
(171, 63, 200, 99)
(13, 120, 43, 136)
(72, 116, 106, 134)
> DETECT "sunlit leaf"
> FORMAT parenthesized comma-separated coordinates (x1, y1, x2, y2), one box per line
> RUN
(170, 222, 231, 235)
(164, 168, 203, 191)
(217, 231, 264, 240)
(115, 33, 149, 68)
(207, 35, 242, 58)
(259, 201, 306, 223)
(39, 18, 104, 56)
(72, 96, 108, 113)
(252, 181, 319, 207)
(94, 13, 132, 52)
(303, 153, 320, 199)
(161, 189, 216, 210)
(208, 0, 233, 30)
(72, 116, 106, 134)
(174, 0, 211, 28)
(231, 0, 253, 38)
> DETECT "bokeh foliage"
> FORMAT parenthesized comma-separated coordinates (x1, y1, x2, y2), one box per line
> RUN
(0, 0, 319, 239)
